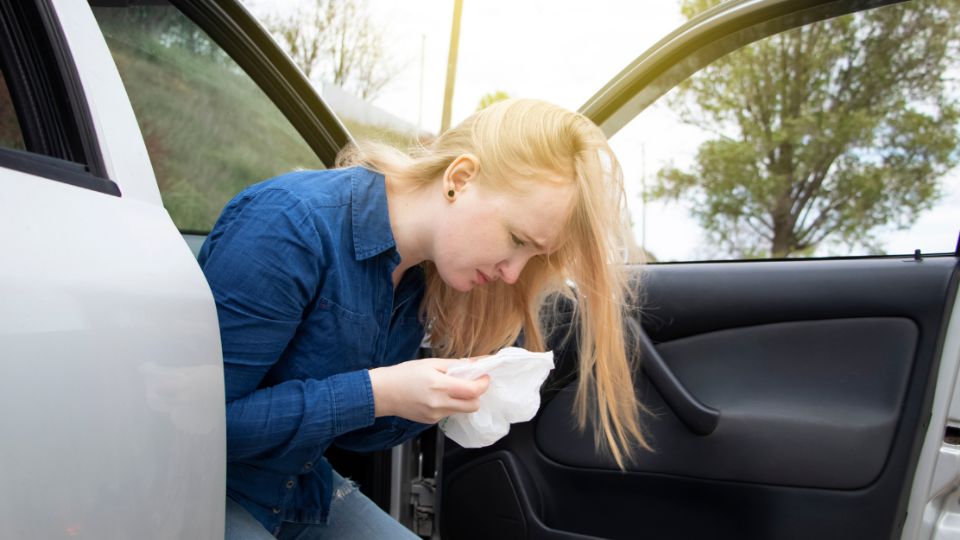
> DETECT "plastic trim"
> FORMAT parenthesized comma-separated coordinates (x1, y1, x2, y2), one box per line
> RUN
(0, 146, 120, 196)
(35, 0, 107, 178)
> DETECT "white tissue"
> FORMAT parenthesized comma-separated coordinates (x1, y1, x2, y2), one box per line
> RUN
(439, 347, 554, 448)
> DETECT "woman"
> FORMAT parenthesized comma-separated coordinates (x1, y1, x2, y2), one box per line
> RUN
(202, 99, 649, 539)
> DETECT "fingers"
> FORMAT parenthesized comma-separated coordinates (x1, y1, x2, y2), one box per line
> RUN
(441, 396, 481, 415)
(374, 358, 494, 423)
(424, 355, 490, 374)
(445, 374, 490, 400)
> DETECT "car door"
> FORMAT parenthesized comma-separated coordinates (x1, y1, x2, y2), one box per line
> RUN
(437, 1, 960, 539)
(1, 0, 353, 538)
(0, 1, 225, 538)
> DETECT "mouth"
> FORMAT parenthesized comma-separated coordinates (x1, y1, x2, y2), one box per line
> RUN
(476, 270, 491, 285)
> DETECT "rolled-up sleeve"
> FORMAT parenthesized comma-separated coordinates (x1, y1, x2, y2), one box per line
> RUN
(198, 188, 375, 461)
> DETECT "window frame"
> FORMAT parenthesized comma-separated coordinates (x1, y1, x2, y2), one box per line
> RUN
(0, 0, 119, 196)
(580, 0, 908, 138)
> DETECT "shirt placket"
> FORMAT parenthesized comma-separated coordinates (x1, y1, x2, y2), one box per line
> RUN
(373, 252, 402, 363)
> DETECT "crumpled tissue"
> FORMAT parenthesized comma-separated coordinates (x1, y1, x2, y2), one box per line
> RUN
(439, 347, 554, 448)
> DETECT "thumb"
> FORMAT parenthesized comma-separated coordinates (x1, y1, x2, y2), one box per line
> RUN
(474, 374, 491, 394)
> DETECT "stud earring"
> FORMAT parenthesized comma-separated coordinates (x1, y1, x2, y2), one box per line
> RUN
(447, 189, 456, 199)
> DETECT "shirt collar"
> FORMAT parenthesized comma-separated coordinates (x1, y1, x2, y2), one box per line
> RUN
(350, 167, 398, 261)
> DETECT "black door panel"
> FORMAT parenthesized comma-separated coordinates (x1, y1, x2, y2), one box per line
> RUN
(540, 317, 917, 488)
(442, 257, 959, 540)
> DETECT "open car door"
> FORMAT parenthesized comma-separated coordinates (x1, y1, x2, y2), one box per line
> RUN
(438, 1, 960, 539)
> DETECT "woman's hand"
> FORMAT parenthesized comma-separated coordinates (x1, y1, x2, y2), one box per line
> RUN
(368, 358, 490, 424)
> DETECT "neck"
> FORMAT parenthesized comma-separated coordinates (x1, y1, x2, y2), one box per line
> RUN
(385, 175, 433, 281)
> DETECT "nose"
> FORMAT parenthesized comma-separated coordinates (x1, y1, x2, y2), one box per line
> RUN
(496, 254, 532, 285)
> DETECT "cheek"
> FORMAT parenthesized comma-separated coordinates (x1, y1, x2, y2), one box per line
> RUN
(431, 235, 476, 291)
(460, 226, 506, 257)
(438, 212, 485, 261)
(433, 204, 507, 275)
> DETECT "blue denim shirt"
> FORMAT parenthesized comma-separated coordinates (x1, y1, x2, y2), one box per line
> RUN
(198, 167, 429, 535)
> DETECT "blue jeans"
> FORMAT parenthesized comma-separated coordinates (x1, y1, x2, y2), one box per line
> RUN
(225, 471, 419, 539)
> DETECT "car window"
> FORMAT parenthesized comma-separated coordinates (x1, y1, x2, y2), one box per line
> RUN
(610, 0, 960, 262)
(0, 69, 26, 152)
(91, 5, 325, 233)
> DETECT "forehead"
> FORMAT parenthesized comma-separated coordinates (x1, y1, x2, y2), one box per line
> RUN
(495, 178, 577, 250)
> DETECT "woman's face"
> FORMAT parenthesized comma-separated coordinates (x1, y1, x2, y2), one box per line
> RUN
(432, 165, 576, 292)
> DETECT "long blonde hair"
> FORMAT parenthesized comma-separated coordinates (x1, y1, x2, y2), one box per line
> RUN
(337, 98, 650, 467)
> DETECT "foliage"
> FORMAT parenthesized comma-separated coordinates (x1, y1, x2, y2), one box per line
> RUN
(266, 0, 397, 100)
(653, 0, 960, 257)
(476, 90, 511, 111)
(0, 70, 24, 150)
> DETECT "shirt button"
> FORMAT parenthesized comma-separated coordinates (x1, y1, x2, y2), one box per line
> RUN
(272, 507, 281, 514)
(286, 480, 296, 489)
(304, 462, 313, 470)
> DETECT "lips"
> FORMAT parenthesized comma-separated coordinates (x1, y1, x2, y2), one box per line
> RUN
(476, 270, 491, 285)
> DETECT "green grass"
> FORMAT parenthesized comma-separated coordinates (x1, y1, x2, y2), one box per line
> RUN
(97, 9, 322, 232)
(95, 8, 419, 233)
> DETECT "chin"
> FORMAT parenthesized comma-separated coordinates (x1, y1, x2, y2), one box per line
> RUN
(449, 279, 474, 293)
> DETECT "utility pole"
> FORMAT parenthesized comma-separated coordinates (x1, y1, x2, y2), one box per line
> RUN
(440, 0, 463, 133)
(641, 142, 647, 251)
(417, 33, 426, 135)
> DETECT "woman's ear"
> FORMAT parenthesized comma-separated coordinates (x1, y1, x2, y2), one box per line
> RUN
(443, 154, 480, 198)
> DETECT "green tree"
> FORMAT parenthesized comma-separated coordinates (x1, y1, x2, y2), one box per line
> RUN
(653, 0, 960, 257)
(476, 90, 511, 111)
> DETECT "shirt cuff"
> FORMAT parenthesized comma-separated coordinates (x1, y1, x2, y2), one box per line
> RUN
(328, 369, 376, 436)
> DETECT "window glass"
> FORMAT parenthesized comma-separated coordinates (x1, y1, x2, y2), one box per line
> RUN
(610, 0, 960, 262)
(92, 6, 324, 232)
(0, 68, 26, 151)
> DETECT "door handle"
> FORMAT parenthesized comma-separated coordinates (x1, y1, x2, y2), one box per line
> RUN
(629, 318, 720, 435)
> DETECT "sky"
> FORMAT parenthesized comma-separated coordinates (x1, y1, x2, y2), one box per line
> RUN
(242, 0, 959, 261)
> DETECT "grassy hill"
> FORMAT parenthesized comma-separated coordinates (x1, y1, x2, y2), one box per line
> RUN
(95, 7, 415, 233)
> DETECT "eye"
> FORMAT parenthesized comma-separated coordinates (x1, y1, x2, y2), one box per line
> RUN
(510, 233, 526, 247)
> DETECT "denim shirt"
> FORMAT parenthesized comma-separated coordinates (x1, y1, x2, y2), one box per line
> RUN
(198, 167, 429, 535)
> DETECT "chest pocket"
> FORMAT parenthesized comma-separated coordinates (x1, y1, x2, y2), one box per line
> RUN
(288, 296, 379, 380)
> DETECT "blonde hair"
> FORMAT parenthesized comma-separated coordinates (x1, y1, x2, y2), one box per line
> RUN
(337, 98, 650, 467)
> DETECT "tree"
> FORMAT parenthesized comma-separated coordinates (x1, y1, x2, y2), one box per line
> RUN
(653, 0, 960, 257)
(267, 0, 397, 100)
(476, 90, 511, 111)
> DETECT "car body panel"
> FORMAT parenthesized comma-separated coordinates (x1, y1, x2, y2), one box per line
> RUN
(903, 287, 960, 539)
(0, 2, 225, 538)
(0, 168, 225, 539)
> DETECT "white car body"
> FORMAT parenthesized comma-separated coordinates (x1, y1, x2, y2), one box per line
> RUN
(0, 1, 224, 538)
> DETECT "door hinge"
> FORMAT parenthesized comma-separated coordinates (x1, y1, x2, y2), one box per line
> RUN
(410, 475, 436, 537)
